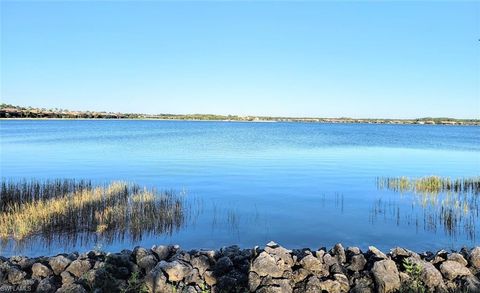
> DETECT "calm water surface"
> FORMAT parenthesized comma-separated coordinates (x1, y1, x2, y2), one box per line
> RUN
(0, 120, 479, 256)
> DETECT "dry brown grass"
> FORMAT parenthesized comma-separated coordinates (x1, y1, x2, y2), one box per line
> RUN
(0, 179, 185, 241)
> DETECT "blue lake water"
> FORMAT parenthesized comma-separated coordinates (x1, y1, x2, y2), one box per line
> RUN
(0, 120, 479, 256)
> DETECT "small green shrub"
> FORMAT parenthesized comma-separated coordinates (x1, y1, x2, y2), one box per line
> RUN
(401, 259, 426, 293)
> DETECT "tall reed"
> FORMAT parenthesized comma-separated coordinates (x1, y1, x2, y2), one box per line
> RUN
(0, 179, 185, 243)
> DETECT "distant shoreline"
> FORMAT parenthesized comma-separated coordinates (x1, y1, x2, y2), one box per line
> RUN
(1, 104, 479, 125)
(1, 117, 479, 126)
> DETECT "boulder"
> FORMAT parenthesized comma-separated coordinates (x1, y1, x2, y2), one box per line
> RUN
(300, 254, 328, 277)
(258, 277, 293, 293)
(348, 254, 367, 272)
(347, 247, 361, 255)
(406, 257, 444, 289)
(133, 247, 152, 263)
(144, 265, 174, 293)
(334, 273, 350, 292)
(32, 263, 53, 279)
(448, 253, 468, 266)
(152, 245, 175, 261)
(368, 246, 388, 260)
(60, 271, 76, 285)
(19, 279, 37, 291)
(252, 251, 289, 278)
(66, 259, 92, 278)
(371, 259, 400, 293)
(7, 267, 26, 285)
(137, 255, 158, 273)
(214, 256, 234, 275)
(184, 268, 201, 285)
(319, 279, 343, 293)
(292, 268, 310, 283)
(248, 271, 261, 291)
(305, 276, 322, 293)
(440, 260, 472, 280)
(191, 255, 210, 276)
(49, 255, 72, 275)
(204, 270, 217, 286)
(470, 247, 480, 269)
(157, 260, 190, 282)
(332, 243, 347, 264)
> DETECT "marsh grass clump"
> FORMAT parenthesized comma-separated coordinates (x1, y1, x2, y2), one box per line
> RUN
(376, 176, 480, 194)
(0, 178, 93, 211)
(0, 179, 185, 243)
(374, 176, 480, 241)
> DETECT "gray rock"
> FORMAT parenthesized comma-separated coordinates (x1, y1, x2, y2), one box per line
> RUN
(348, 254, 367, 272)
(184, 268, 201, 285)
(330, 262, 344, 274)
(214, 256, 234, 275)
(133, 247, 152, 263)
(32, 262, 53, 279)
(204, 270, 216, 286)
(61, 271, 76, 285)
(448, 253, 468, 266)
(248, 271, 262, 291)
(258, 277, 293, 293)
(461, 275, 480, 292)
(265, 245, 294, 267)
(158, 260, 190, 282)
(145, 265, 174, 293)
(351, 277, 374, 293)
(368, 246, 388, 260)
(371, 259, 400, 293)
(334, 273, 350, 292)
(66, 259, 92, 278)
(191, 255, 210, 276)
(300, 254, 328, 277)
(432, 255, 445, 265)
(7, 267, 26, 285)
(347, 247, 361, 255)
(406, 257, 444, 289)
(390, 247, 409, 259)
(36, 276, 57, 293)
(266, 241, 279, 248)
(470, 247, 480, 269)
(19, 279, 37, 291)
(319, 279, 343, 293)
(151, 245, 173, 261)
(314, 250, 324, 265)
(81, 268, 117, 290)
(292, 268, 310, 283)
(137, 254, 158, 273)
(440, 260, 472, 280)
(252, 251, 288, 278)
(323, 253, 338, 267)
(332, 243, 347, 264)
(49, 255, 72, 275)
(10, 256, 34, 270)
(305, 276, 322, 293)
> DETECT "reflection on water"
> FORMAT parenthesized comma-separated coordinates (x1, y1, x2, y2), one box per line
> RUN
(373, 177, 480, 242)
(0, 179, 190, 254)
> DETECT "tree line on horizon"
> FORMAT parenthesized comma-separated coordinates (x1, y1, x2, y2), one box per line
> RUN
(1, 103, 479, 125)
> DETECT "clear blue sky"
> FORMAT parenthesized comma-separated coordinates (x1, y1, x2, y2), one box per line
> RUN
(1, 1, 479, 119)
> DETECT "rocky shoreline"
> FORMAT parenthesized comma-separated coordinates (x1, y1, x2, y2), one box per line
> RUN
(1, 242, 480, 292)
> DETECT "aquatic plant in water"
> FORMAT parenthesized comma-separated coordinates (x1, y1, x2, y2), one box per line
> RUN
(374, 176, 480, 241)
(0, 179, 186, 244)
(376, 176, 480, 194)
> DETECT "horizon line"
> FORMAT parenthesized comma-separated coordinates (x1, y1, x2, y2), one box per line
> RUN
(1, 102, 479, 121)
